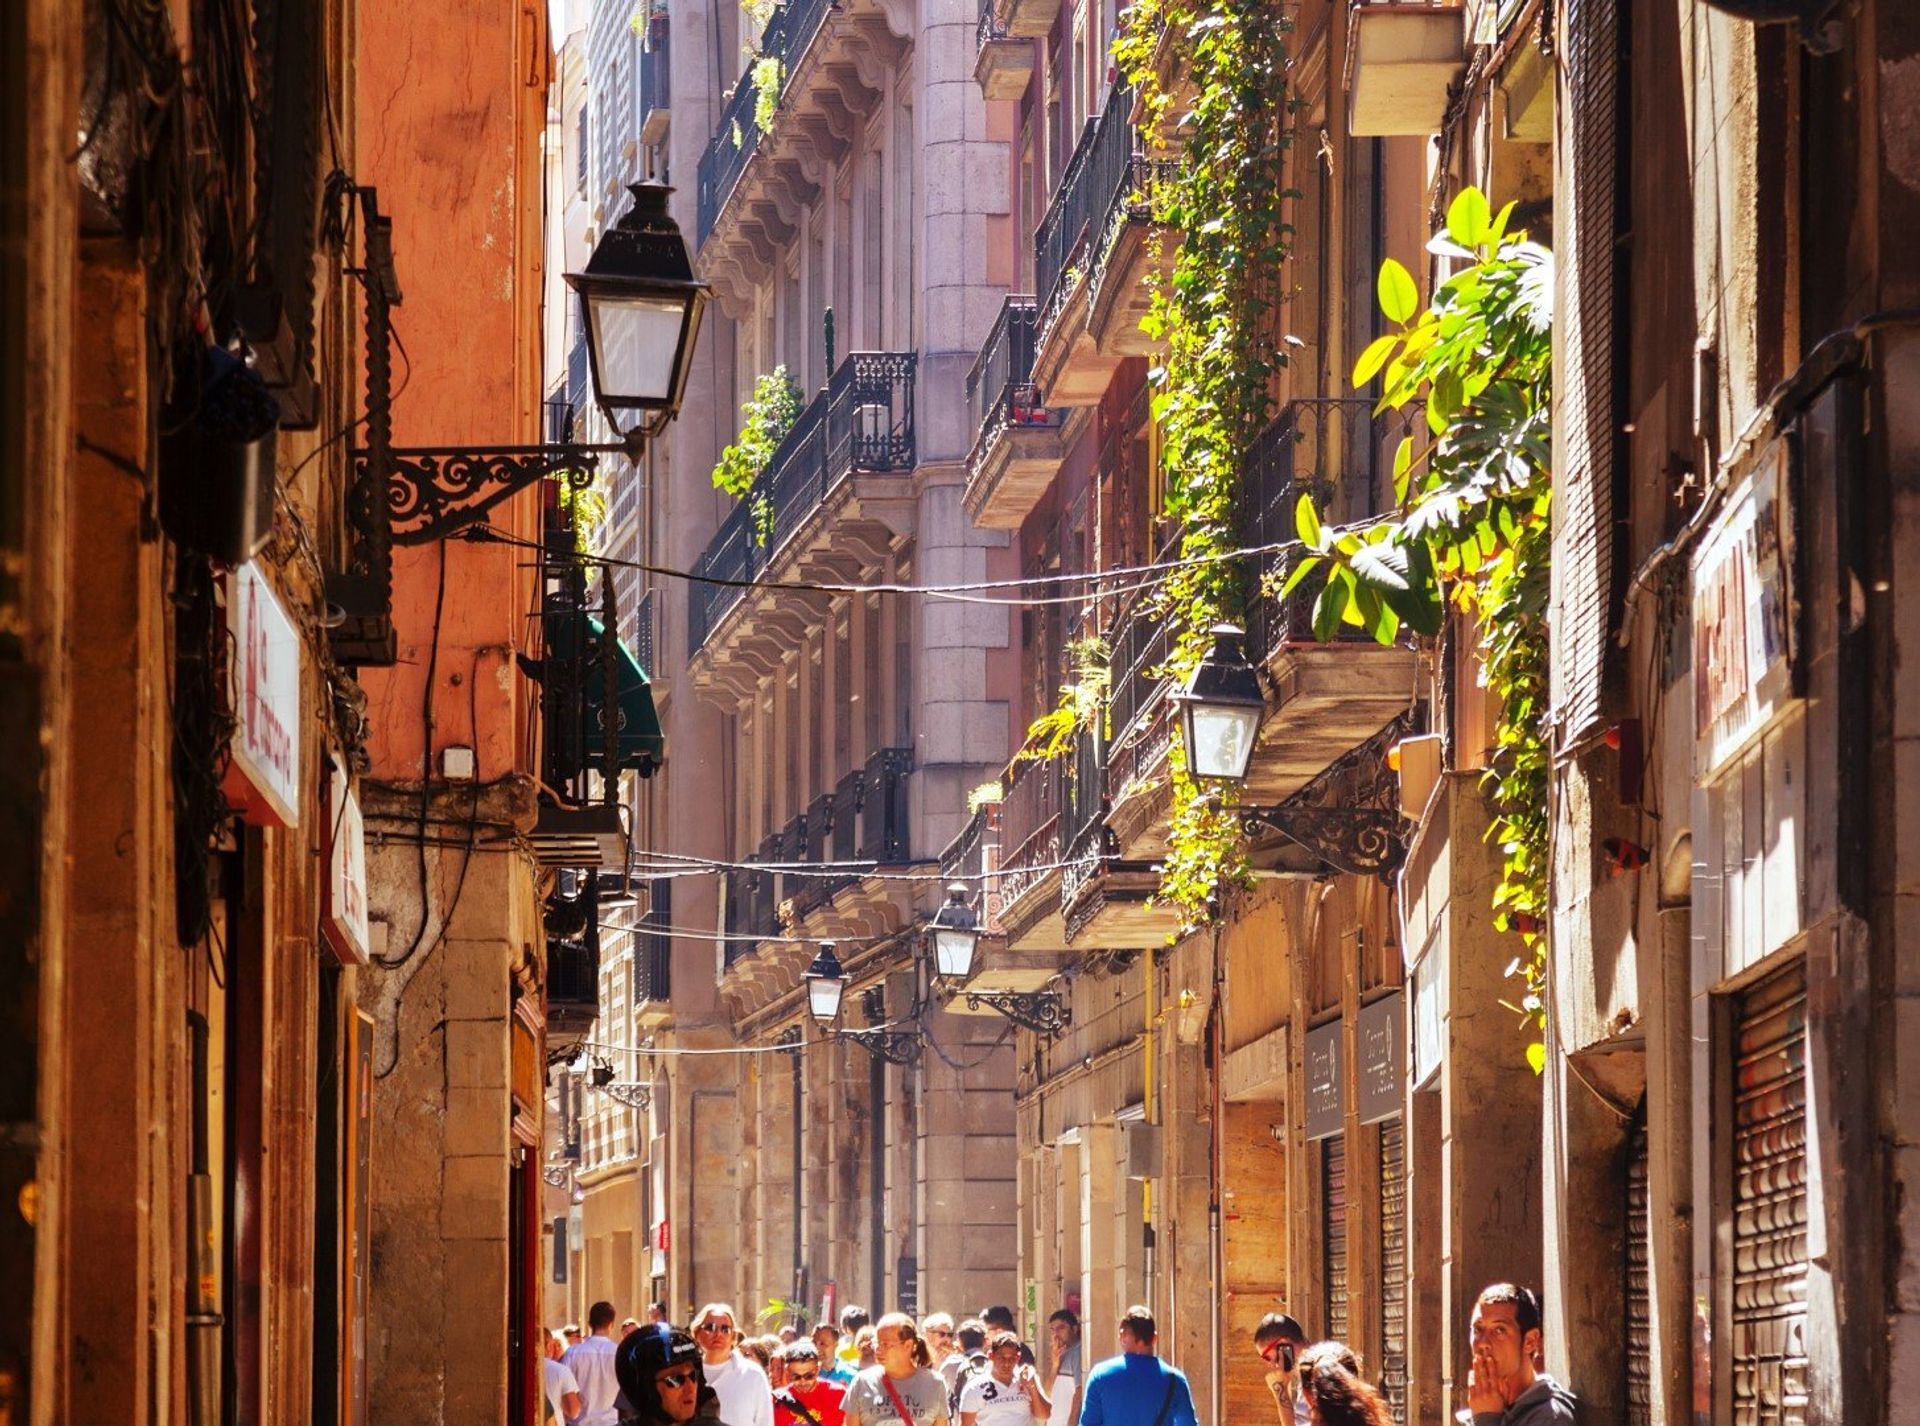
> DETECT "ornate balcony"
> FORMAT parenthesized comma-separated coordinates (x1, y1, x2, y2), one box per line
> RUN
(1030, 84, 1180, 407)
(688, 352, 917, 690)
(995, 752, 1069, 950)
(964, 296, 1069, 529)
(1236, 397, 1421, 805)
(693, 0, 911, 309)
(1102, 570, 1179, 860)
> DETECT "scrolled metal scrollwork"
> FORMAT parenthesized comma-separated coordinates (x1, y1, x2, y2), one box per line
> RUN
(600, 1082, 653, 1110)
(541, 1163, 572, 1188)
(964, 990, 1071, 1038)
(837, 1027, 923, 1065)
(388, 445, 610, 545)
(1238, 711, 1421, 878)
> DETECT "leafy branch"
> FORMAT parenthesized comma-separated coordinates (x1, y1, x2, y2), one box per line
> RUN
(1292, 189, 1554, 1068)
(712, 366, 803, 546)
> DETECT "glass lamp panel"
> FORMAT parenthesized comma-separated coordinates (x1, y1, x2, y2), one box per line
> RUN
(806, 973, 844, 1024)
(589, 292, 689, 404)
(1187, 703, 1261, 782)
(932, 926, 977, 980)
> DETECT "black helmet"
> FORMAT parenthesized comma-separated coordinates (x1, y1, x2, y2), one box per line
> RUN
(617, 1325, 705, 1423)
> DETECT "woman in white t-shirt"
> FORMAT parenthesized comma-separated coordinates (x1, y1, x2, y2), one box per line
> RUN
(843, 1313, 952, 1426)
(959, 1334, 1051, 1426)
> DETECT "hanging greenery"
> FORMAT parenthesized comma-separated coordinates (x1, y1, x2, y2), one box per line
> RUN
(1111, 0, 1297, 930)
(712, 366, 804, 545)
(751, 55, 785, 133)
(557, 475, 609, 554)
(1290, 189, 1554, 1068)
(1016, 633, 1111, 763)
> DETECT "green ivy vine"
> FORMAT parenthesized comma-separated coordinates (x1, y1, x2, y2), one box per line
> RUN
(712, 366, 803, 545)
(1112, 0, 1296, 930)
(1291, 189, 1554, 1068)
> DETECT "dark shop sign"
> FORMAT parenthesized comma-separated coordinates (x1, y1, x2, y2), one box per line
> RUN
(1356, 991, 1404, 1125)
(1304, 1020, 1344, 1140)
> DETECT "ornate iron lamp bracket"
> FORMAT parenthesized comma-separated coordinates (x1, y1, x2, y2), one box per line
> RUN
(601, 1081, 653, 1111)
(1236, 712, 1419, 879)
(541, 1163, 572, 1189)
(837, 1027, 923, 1066)
(964, 990, 1071, 1038)
(382, 437, 641, 547)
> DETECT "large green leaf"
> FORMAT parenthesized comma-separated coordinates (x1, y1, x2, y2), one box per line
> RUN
(1352, 333, 1401, 388)
(1311, 578, 1349, 642)
(1377, 258, 1418, 325)
(1294, 491, 1323, 550)
(1446, 187, 1491, 251)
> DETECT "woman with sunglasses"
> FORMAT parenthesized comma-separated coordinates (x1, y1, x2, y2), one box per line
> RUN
(616, 1326, 726, 1426)
(843, 1313, 951, 1426)
(694, 1304, 775, 1426)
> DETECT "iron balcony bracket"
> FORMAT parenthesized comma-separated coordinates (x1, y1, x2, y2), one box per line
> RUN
(600, 1082, 653, 1111)
(965, 989, 1071, 1038)
(837, 1027, 923, 1066)
(383, 432, 644, 547)
(541, 1163, 572, 1188)
(1237, 804, 1409, 879)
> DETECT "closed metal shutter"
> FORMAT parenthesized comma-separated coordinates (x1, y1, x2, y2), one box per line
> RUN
(1626, 1120, 1651, 1426)
(1731, 961, 1809, 1426)
(1379, 1118, 1407, 1424)
(1552, 0, 1627, 740)
(1323, 1133, 1348, 1343)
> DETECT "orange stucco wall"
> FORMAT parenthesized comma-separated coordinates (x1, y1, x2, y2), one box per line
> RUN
(358, 1, 551, 783)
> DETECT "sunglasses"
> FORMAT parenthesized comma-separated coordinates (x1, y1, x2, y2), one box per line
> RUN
(789, 1370, 820, 1384)
(659, 1370, 700, 1390)
(699, 1322, 736, 1336)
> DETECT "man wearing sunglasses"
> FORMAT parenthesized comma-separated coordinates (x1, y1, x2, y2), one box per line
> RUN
(697, 1302, 775, 1426)
(774, 1340, 848, 1426)
(1252, 1314, 1309, 1426)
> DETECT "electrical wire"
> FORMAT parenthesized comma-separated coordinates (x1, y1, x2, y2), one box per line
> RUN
(615, 850, 1113, 883)
(462, 521, 1326, 607)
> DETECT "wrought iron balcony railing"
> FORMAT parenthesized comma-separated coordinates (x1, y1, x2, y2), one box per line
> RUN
(1239, 396, 1406, 662)
(694, 0, 835, 242)
(1033, 82, 1176, 339)
(689, 351, 917, 655)
(965, 295, 1063, 459)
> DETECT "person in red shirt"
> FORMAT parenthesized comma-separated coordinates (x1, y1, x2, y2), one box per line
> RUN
(774, 1340, 847, 1426)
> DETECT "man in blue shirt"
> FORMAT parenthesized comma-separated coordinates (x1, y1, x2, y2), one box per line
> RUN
(1078, 1306, 1197, 1426)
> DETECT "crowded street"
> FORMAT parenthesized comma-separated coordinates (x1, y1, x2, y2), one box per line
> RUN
(6, 0, 1909, 1423)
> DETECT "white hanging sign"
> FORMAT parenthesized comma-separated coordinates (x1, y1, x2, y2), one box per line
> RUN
(223, 562, 302, 826)
(325, 758, 370, 964)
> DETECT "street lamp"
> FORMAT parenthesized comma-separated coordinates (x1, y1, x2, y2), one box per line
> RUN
(927, 883, 981, 981)
(330, 181, 711, 664)
(567, 182, 709, 440)
(1170, 624, 1267, 783)
(804, 942, 847, 1026)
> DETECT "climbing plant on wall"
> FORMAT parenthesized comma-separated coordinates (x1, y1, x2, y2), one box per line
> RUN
(712, 366, 804, 545)
(1111, 0, 1297, 930)
(1289, 189, 1554, 1067)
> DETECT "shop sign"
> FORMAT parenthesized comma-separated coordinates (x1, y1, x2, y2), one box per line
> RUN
(656, 1219, 671, 1253)
(896, 1257, 919, 1317)
(1304, 1019, 1345, 1140)
(1409, 950, 1444, 1091)
(1356, 992, 1404, 1124)
(223, 561, 302, 825)
(1694, 440, 1798, 779)
(324, 759, 370, 964)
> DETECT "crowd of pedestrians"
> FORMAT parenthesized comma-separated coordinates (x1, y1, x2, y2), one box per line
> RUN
(541, 1280, 1573, 1426)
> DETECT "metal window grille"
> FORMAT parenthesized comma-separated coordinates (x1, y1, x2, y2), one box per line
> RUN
(1323, 1133, 1349, 1344)
(1379, 1118, 1408, 1424)
(1626, 1118, 1651, 1426)
(1730, 960, 1808, 1426)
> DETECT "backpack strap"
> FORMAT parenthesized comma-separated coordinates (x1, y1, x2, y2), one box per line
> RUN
(1150, 1376, 1178, 1426)
(881, 1373, 918, 1426)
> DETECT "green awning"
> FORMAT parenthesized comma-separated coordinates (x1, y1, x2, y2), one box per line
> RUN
(549, 612, 665, 774)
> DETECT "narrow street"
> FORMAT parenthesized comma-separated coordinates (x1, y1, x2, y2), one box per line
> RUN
(3, 0, 1909, 1424)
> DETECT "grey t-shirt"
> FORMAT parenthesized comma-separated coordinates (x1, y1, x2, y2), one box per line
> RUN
(845, 1366, 952, 1426)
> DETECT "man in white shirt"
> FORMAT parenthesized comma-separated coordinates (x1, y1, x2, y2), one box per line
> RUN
(697, 1301, 775, 1426)
(564, 1302, 625, 1426)
(959, 1333, 1051, 1426)
(545, 1331, 584, 1424)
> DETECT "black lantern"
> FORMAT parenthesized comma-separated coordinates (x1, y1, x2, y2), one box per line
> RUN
(566, 181, 710, 438)
(1170, 624, 1267, 783)
(804, 942, 847, 1026)
(928, 884, 981, 981)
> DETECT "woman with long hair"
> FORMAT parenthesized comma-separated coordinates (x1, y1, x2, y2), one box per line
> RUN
(1294, 1342, 1392, 1426)
(841, 1312, 951, 1426)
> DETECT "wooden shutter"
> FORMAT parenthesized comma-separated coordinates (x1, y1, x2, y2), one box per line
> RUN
(1552, 0, 1626, 741)
(1730, 961, 1809, 1426)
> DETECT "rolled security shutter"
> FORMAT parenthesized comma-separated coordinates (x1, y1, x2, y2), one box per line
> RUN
(1552, 0, 1627, 742)
(1731, 961, 1809, 1426)
(1322, 1134, 1349, 1343)
(1625, 1120, 1650, 1426)
(1379, 1118, 1408, 1424)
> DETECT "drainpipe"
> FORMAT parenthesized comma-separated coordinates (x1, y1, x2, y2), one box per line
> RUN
(792, 1037, 804, 1311)
(1208, 924, 1226, 1426)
